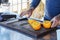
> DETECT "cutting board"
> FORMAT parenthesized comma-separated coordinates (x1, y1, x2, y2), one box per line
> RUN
(0, 18, 57, 38)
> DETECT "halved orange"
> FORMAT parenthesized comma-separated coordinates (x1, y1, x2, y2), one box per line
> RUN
(43, 20, 51, 29)
(28, 19, 36, 24)
(31, 21, 41, 30)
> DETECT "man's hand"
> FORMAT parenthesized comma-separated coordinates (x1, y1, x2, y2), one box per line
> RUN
(51, 14, 60, 28)
(20, 8, 34, 18)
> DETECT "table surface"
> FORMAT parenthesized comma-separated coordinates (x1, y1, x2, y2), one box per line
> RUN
(0, 18, 57, 40)
(0, 25, 57, 40)
(34, 31, 57, 40)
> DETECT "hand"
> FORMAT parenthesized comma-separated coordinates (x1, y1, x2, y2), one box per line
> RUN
(20, 9, 34, 18)
(51, 14, 60, 28)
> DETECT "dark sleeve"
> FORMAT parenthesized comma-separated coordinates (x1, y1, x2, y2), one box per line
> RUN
(30, 0, 41, 9)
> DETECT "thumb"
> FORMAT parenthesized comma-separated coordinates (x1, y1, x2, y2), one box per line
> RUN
(28, 12, 32, 18)
(20, 12, 26, 17)
(20, 12, 24, 17)
(51, 20, 58, 28)
(51, 18, 54, 22)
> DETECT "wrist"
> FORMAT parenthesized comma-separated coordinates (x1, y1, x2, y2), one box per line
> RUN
(26, 7, 34, 14)
(29, 7, 35, 11)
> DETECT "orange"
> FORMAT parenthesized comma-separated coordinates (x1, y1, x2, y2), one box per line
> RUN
(28, 19, 36, 24)
(43, 20, 51, 29)
(31, 21, 41, 30)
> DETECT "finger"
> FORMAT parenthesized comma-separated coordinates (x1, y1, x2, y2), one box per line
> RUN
(28, 13, 32, 18)
(51, 20, 58, 28)
(20, 12, 26, 17)
(51, 19, 53, 22)
(20, 12, 23, 17)
(28, 14, 31, 18)
(51, 18, 55, 22)
(51, 21, 56, 28)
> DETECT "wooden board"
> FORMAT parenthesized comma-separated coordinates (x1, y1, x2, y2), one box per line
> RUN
(0, 18, 57, 38)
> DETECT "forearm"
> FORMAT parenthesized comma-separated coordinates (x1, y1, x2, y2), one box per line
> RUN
(30, 0, 41, 9)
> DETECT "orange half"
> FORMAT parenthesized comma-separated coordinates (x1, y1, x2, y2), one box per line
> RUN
(43, 20, 51, 29)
